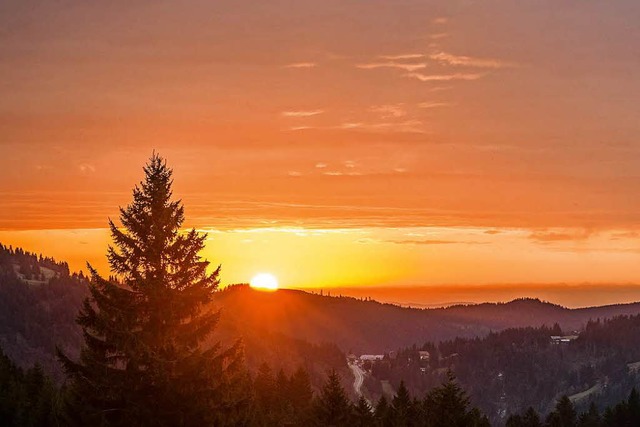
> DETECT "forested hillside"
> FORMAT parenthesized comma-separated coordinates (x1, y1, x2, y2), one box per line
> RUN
(0, 244, 87, 382)
(6, 242, 640, 388)
(0, 244, 347, 389)
(214, 285, 640, 354)
(365, 316, 640, 425)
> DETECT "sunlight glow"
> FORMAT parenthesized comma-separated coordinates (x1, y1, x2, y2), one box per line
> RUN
(250, 273, 279, 291)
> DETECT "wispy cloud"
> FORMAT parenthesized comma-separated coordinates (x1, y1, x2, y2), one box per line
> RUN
(338, 120, 425, 133)
(323, 171, 363, 177)
(78, 163, 96, 174)
(429, 86, 453, 92)
(432, 17, 448, 25)
(529, 229, 594, 243)
(388, 239, 487, 245)
(379, 53, 425, 60)
(405, 72, 484, 82)
(284, 62, 317, 68)
(357, 62, 427, 72)
(370, 104, 407, 118)
(418, 102, 452, 109)
(281, 110, 324, 117)
(430, 52, 516, 69)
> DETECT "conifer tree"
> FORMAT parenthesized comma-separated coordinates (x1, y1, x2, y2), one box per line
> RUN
(578, 402, 600, 427)
(289, 366, 313, 415)
(390, 380, 415, 426)
(58, 154, 245, 426)
(522, 407, 542, 427)
(424, 370, 488, 427)
(628, 388, 640, 425)
(375, 395, 391, 427)
(546, 396, 577, 427)
(353, 396, 374, 426)
(312, 370, 352, 426)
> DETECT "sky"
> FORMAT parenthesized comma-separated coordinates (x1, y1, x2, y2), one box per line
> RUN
(1, 1, 640, 306)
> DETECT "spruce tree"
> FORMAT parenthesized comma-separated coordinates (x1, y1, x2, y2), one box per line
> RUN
(546, 396, 577, 427)
(353, 396, 374, 426)
(390, 380, 414, 426)
(375, 395, 390, 427)
(522, 407, 542, 427)
(289, 366, 313, 415)
(424, 370, 487, 427)
(58, 154, 245, 426)
(312, 370, 353, 427)
(578, 402, 600, 427)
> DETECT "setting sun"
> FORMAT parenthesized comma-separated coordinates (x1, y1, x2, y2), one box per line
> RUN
(250, 273, 279, 291)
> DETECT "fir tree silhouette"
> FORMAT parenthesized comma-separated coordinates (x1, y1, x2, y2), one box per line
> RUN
(58, 154, 246, 426)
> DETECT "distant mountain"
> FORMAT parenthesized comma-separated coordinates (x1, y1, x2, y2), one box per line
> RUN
(215, 285, 640, 354)
(0, 244, 347, 389)
(440, 298, 640, 332)
(4, 243, 640, 384)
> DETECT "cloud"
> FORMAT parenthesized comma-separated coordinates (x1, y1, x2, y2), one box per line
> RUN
(323, 171, 363, 176)
(284, 62, 317, 68)
(529, 229, 594, 243)
(357, 62, 427, 72)
(432, 17, 448, 25)
(78, 163, 96, 173)
(388, 239, 487, 245)
(429, 86, 453, 92)
(281, 110, 324, 117)
(610, 231, 639, 240)
(338, 120, 425, 133)
(430, 51, 516, 69)
(405, 72, 484, 82)
(418, 102, 452, 109)
(344, 160, 356, 169)
(370, 104, 407, 118)
(315, 162, 328, 169)
(287, 171, 302, 177)
(379, 54, 425, 60)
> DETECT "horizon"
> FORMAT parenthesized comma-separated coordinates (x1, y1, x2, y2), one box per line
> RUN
(2, 1, 640, 306)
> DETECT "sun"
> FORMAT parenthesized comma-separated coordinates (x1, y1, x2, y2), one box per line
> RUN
(250, 273, 279, 291)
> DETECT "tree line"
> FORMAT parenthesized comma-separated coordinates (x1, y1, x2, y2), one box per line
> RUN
(507, 389, 640, 427)
(365, 317, 640, 422)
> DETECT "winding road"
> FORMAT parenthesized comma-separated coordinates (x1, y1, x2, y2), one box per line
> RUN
(348, 360, 367, 400)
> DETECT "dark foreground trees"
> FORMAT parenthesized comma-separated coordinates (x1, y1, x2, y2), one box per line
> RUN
(310, 370, 489, 427)
(507, 388, 640, 427)
(58, 154, 247, 426)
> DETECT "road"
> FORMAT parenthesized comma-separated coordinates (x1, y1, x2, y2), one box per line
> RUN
(348, 360, 366, 398)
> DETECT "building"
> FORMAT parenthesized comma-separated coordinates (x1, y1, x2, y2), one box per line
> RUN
(418, 351, 430, 361)
(550, 335, 579, 344)
(360, 354, 385, 362)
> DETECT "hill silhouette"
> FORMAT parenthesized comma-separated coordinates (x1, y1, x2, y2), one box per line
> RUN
(5, 243, 640, 382)
(214, 285, 640, 354)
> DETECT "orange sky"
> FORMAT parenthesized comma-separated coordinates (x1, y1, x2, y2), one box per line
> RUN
(1, 1, 640, 306)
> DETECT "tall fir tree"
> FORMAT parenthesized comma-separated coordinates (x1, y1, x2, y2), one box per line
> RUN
(58, 154, 246, 426)
(424, 370, 489, 427)
(546, 396, 577, 427)
(578, 402, 600, 427)
(375, 394, 391, 427)
(353, 396, 374, 427)
(390, 380, 415, 427)
(312, 370, 353, 427)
